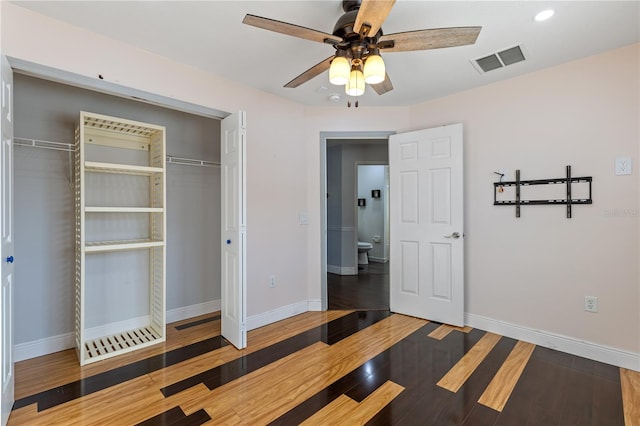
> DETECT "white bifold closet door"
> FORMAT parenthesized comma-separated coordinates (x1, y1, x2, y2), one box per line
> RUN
(220, 111, 247, 350)
(0, 54, 15, 426)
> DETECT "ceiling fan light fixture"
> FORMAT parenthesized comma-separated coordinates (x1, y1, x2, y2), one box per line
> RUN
(345, 67, 365, 97)
(329, 56, 350, 85)
(364, 51, 385, 84)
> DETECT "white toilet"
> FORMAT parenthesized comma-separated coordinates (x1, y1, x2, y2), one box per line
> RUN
(357, 241, 373, 265)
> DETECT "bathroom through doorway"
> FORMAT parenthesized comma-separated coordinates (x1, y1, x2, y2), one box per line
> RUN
(322, 133, 391, 310)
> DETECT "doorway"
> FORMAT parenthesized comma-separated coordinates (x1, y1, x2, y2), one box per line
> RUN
(320, 132, 393, 310)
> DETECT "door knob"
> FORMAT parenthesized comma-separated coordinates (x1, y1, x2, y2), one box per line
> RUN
(6, 256, 13, 263)
(444, 232, 460, 239)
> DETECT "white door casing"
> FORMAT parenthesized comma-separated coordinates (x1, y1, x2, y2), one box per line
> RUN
(221, 111, 247, 349)
(389, 124, 464, 326)
(0, 55, 15, 426)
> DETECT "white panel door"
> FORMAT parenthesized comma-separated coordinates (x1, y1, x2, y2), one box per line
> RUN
(0, 55, 14, 426)
(221, 111, 247, 349)
(389, 124, 464, 326)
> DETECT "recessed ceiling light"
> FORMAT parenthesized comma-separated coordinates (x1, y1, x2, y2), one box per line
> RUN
(534, 9, 555, 22)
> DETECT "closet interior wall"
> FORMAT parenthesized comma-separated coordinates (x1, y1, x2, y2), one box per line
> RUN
(12, 74, 221, 353)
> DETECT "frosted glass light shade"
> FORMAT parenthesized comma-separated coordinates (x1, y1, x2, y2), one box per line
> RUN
(364, 54, 385, 84)
(345, 69, 365, 96)
(329, 56, 350, 85)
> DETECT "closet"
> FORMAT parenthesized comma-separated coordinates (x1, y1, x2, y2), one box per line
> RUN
(12, 74, 221, 363)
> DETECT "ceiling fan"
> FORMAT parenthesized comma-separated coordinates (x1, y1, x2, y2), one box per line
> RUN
(243, 0, 481, 106)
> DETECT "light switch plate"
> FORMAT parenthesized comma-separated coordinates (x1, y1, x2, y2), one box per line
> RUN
(615, 157, 632, 175)
(299, 212, 309, 225)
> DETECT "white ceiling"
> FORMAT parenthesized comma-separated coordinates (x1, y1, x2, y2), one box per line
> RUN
(12, 1, 640, 107)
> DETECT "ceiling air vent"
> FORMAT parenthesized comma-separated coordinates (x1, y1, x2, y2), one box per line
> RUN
(473, 45, 526, 73)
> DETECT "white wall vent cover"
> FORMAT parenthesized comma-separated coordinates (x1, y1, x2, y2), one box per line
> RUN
(472, 46, 526, 73)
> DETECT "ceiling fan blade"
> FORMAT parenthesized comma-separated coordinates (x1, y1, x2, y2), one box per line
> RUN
(243, 14, 342, 45)
(284, 56, 335, 88)
(371, 73, 393, 95)
(379, 27, 482, 52)
(354, 0, 396, 37)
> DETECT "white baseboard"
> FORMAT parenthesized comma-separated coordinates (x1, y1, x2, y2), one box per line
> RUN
(166, 299, 221, 323)
(13, 332, 75, 362)
(368, 256, 388, 263)
(13, 299, 222, 362)
(465, 313, 640, 372)
(327, 265, 357, 275)
(308, 299, 323, 311)
(247, 300, 309, 331)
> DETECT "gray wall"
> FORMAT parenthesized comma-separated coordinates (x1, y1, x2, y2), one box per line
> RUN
(13, 74, 220, 344)
(326, 140, 388, 274)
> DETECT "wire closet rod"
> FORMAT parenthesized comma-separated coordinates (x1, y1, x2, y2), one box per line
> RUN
(14, 137, 220, 168)
(14, 137, 73, 152)
(166, 156, 220, 168)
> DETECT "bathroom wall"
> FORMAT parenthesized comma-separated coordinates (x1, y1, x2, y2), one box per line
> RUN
(326, 144, 343, 271)
(357, 165, 388, 262)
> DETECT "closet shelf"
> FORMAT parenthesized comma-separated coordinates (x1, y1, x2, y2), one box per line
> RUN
(85, 207, 164, 213)
(83, 326, 163, 363)
(85, 161, 164, 175)
(85, 239, 165, 253)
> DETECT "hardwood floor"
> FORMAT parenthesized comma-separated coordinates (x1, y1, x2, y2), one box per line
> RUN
(328, 262, 389, 310)
(9, 310, 639, 425)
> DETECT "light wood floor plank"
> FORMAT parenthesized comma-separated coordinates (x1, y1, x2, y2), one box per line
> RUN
(428, 324, 473, 340)
(621, 368, 640, 426)
(437, 332, 502, 393)
(180, 314, 426, 424)
(303, 380, 403, 425)
(478, 340, 535, 411)
(347, 380, 404, 424)
(9, 375, 164, 426)
(301, 395, 358, 425)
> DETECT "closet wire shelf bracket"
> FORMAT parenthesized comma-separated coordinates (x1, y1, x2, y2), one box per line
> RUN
(493, 165, 592, 218)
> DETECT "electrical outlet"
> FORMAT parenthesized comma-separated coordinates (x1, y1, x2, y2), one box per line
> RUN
(584, 296, 598, 313)
(268, 275, 276, 288)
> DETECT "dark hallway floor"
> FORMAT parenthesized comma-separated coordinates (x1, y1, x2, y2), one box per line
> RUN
(328, 262, 389, 310)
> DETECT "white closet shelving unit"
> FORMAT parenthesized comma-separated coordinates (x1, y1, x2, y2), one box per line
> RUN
(75, 111, 166, 365)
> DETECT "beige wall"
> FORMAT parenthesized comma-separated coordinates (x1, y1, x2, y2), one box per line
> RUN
(408, 44, 639, 353)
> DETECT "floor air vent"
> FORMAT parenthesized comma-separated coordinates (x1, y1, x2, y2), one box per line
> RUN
(473, 45, 526, 73)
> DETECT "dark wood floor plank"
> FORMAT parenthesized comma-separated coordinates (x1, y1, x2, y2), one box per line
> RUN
(592, 374, 625, 425)
(174, 315, 221, 330)
(463, 404, 500, 426)
(367, 327, 489, 424)
(558, 365, 595, 425)
(328, 263, 389, 310)
(497, 346, 626, 426)
(136, 406, 211, 426)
